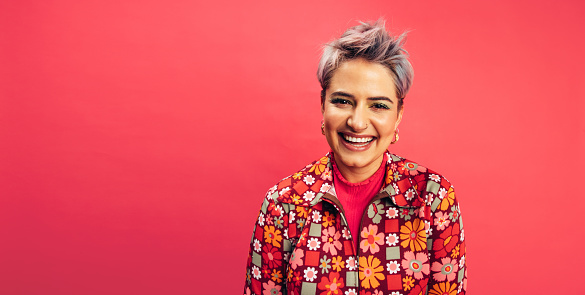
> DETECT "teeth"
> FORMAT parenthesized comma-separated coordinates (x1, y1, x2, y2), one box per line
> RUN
(343, 135, 374, 143)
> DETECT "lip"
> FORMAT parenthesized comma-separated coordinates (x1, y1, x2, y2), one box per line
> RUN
(339, 132, 376, 152)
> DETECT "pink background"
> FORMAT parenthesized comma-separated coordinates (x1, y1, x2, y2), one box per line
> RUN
(1, 0, 584, 294)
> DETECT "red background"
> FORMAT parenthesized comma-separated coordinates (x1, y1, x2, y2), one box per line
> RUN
(1, 0, 584, 294)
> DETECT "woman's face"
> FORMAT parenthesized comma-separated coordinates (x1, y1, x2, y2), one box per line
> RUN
(322, 58, 403, 182)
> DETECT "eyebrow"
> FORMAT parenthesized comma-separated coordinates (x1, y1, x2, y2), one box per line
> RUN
(330, 91, 394, 104)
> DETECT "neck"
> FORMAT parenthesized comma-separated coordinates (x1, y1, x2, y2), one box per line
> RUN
(333, 154, 385, 183)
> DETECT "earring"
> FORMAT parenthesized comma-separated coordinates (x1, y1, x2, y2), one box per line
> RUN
(321, 120, 325, 135)
(391, 128, 399, 144)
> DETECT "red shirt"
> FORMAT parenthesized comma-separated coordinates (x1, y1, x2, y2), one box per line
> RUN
(331, 153, 387, 250)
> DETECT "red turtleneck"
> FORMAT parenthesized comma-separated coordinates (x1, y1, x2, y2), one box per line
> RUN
(331, 153, 387, 251)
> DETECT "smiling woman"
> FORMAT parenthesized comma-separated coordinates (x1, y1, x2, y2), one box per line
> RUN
(243, 20, 467, 295)
(322, 58, 403, 183)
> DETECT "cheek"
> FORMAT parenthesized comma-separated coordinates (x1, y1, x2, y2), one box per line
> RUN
(374, 117, 398, 137)
(323, 112, 345, 130)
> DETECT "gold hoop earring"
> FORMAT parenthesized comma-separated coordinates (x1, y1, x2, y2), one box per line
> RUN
(391, 128, 399, 144)
(321, 121, 325, 135)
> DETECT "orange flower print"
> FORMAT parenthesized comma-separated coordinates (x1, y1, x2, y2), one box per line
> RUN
(323, 211, 335, 227)
(429, 282, 458, 295)
(296, 206, 308, 218)
(402, 275, 415, 291)
(317, 272, 345, 295)
(451, 245, 460, 258)
(400, 219, 427, 252)
(309, 156, 328, 175)
(359, 256, 385, 289)
(291, 193, 302, 204)
(271, 269, 283, 283)
(360, 224, 384, 254)
(439, 186, 455, 211)
(385, 170, 394, 183)
(331, 256, 344, 272)
(263, 225, 282, 247)
(408, 278, 429, 295)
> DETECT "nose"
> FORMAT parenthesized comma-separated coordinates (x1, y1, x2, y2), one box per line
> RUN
(347, 106, 368, 132)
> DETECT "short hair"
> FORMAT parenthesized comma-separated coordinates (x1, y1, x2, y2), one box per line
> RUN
(317, 20, 414, 109)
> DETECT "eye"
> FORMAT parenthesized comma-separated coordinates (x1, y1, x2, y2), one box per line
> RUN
(330, 98, 352, 106)
(371, 102, 390, 110)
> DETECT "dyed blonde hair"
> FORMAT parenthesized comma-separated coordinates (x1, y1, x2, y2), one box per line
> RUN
(317, 20, 414, 109)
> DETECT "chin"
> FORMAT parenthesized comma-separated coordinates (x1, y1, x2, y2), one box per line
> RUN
(336, 153, 378, 169)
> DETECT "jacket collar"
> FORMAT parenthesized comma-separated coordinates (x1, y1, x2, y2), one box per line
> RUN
(274, 152, 425, 209)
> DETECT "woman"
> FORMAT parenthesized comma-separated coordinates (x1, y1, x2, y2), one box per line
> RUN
(244, 20, 467, 295)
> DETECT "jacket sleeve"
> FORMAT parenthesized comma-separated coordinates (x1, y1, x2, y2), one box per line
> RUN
(426, 179, 467, 294)
(244, 187, 291, 295)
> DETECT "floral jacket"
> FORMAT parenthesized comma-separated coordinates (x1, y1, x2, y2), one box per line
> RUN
(244, 152, 467, 295)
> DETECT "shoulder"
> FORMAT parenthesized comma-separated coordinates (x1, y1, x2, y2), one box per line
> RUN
(388, 152, 453, 187)
(384, 152, 455, 208)
(262, 154, 334, 207)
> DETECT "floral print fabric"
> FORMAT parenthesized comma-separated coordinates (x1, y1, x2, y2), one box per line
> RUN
(244, 152, 467, 295)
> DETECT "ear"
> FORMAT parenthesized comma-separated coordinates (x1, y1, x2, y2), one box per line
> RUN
(395, 107, 404, 129)
(320, 92, 325, 114)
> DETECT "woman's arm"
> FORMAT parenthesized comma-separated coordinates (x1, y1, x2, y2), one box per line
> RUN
(427, 182, 468, 294)
(244, 189, 291, 295)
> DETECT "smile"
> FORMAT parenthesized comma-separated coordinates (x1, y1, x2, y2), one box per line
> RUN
(340, 133, 375, 149)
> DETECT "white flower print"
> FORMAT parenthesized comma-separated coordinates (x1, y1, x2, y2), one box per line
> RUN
(405, 188, 416, 201)
(345, 289, 357, 295)
(386, 233, 399, 246)
(307, 238, 321, 250)
(283, 252, 290, 263)
(267, 185, 277, 196)
(253, 239, 262, 252)
(386, 261, 400, 274)
(342, 227, 351, 240)
(460, 228, 465, 241)
(258, 213, 265, 226)
(425, 220, 432, 237)
(459, 255, 466, 268)
(303, 175, 315, 185)
(438, 187, 447, 199)
(386, 207, 398, 219)
(392, 183, 400, 194)
(320, 183, 332, 193)
(303, 191, 316, 202)
(430, 174, 441, 182)
(312, 211, 322, 223)
(289, 211, 296, 223)
(279, 187, 290, 196)
(251, 265, 261, 279)
(304, 267, 318, 282)
(346, 257, 357, 270)
(426, 193, 434, 206)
